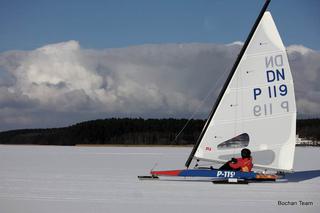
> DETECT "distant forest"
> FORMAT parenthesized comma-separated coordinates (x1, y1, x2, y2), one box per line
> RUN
(0, 118, 319, 146)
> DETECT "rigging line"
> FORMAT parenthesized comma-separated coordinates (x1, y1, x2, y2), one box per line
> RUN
(150, 163, 158, 172)
(173, 67, 230, 143)
(233, 70, 240, 158)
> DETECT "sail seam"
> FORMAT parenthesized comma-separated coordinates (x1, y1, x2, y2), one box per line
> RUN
(245, 50, 286, 57)
(228, 81, 294, 90)
(211, 112, 296, 124)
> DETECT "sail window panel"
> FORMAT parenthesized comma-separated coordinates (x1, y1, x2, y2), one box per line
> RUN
(201, 115, 293, 152)
(217, 133, 249, 150)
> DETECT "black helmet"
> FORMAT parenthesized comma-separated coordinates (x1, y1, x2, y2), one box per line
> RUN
(241, 148, 251, 158)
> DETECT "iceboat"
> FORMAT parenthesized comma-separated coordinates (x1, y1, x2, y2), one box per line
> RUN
(139, 0, 297, 183)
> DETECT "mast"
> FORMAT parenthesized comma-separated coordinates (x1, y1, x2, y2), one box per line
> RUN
(185, 0, 271, 168)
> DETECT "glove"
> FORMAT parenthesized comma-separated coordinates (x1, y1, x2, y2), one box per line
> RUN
(231, 158, 238, 163)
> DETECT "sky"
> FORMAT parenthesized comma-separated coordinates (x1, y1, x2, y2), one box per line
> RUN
(0, 0, 319, 131)
(0, 0, 319, 52)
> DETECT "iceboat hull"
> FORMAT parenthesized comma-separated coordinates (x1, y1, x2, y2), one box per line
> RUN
(150, 169, 278, 181)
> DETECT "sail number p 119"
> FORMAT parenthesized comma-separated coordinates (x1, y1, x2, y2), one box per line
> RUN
(252, 54, 290, 117)
(217, 171, 235, 178)
(253, 101, 289, 116)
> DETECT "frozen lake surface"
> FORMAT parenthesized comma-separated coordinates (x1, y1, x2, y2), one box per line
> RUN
(0, 145, 319, 213)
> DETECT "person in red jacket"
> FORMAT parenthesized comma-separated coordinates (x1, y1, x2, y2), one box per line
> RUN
(219, 148, 253, 172)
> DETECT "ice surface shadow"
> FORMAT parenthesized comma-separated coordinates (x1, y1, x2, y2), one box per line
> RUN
(284, 170, 320, 182)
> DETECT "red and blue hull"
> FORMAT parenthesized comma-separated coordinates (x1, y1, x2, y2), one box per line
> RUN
(151, 169, 277, 180)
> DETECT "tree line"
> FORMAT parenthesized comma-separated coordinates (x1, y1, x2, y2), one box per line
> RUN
(296, 119, 320, 145)
(0, 118, 319, 146)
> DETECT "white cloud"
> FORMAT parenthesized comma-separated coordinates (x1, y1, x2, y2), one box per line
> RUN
(286, 45, 320, 115)
(0, 41, 319, 130)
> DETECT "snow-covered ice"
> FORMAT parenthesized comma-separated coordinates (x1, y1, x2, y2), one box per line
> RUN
(0, 145, 319, 213)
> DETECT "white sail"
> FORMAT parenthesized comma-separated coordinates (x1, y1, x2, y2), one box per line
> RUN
(194, 11, 296, 171)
